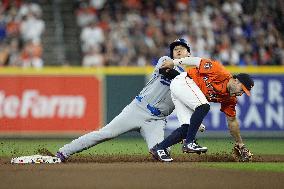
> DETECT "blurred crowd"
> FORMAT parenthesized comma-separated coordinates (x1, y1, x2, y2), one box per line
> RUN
(0, 0, 45, 68)
(1, 0, 283, 67)
(75, 0, 284, 67)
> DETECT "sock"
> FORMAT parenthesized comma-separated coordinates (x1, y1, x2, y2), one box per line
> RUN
(185, 104, 210, 143)
(158, 124, 189, 149)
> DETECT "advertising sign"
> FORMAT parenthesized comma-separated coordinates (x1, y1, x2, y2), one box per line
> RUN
(0, 76, 101, 133)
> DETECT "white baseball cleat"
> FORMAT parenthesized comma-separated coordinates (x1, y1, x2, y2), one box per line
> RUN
(150, 145, 173, 162)
(11, 155, 61, 164)
(182, 140, 208, 154)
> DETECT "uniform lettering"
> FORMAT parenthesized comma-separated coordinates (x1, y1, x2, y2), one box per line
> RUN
(160, 76, 171, 86)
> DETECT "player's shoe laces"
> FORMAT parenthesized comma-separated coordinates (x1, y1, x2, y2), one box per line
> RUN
(56, 152, 67, 162)
(150, 145, 173, 162)
(182, 140, 207, 154)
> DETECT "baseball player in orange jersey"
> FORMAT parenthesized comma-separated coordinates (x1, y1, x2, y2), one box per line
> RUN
(150, 39, 254, 162)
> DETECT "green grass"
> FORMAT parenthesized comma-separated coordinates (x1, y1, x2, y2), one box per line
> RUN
(1, 137, 283, 172)
(0, 138, 149, 157)
(0, 137, 283, 157)
(199, 162, 284, 172)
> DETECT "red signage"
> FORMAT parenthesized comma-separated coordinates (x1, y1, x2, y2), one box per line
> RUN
(0, 76, 102, 133)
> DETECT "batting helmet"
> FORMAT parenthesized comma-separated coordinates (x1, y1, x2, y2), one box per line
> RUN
(170, 38, 191, 58)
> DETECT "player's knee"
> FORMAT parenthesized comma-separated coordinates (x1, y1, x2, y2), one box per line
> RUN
(196, 103, 210, 114)
(180, 124, 189, 138)
(180, 124, 189, 132)
(173, 124, 189, 138)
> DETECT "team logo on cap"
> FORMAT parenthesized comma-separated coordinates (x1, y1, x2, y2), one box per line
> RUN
(174, 39, 189, 46)
(203, 76, 209, 81)
(204, 62, 212, 69)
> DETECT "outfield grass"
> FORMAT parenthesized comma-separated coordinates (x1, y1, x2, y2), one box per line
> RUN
(0, 137, 283, 157)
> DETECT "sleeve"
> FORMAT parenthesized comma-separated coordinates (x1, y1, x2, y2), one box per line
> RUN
(155, 56, 172, 70)
(220, 97, 237, 117)
(198, 59, 224, 74)
(156, 56, 185, 76)
(173, 57, 202, 67)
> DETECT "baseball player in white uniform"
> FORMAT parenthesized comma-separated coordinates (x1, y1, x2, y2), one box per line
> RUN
(56, 40, 205, 162)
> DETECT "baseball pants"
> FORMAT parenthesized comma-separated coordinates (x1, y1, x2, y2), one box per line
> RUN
(59, 101, 166, 157)
(170, 72, 209, 125)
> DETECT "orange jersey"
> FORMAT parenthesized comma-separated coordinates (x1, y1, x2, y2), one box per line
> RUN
(187, 58, 237, 117)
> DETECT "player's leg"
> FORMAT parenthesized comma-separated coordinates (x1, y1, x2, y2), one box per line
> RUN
(58, 103, 140, 159)
(151, 74, 209, 151)
(154, 93, 193, 149)
(140, 118, 166, 150)
(170, 73, 209, 111)
(171, 74, 210, 152)
(143, 118, 174, 162)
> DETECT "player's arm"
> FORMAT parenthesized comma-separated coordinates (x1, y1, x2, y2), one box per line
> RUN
(161, 57, 202, 69)
(225, 115, 244, 147)
(156, 56, 183, 80)
(226, 115, 253, 161)
(221, 99, 244, 146)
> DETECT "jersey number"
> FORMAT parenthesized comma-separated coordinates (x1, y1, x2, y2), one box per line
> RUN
(160, 76, 171, 86)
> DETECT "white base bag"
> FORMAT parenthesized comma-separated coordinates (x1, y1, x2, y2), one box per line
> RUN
(11, 155, 61, 164)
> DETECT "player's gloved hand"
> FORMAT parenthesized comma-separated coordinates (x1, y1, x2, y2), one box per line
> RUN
(159, 68, 180, 80)
(233, 144, 253, 162)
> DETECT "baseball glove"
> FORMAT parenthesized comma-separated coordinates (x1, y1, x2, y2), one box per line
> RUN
(233, 144, 253, 162)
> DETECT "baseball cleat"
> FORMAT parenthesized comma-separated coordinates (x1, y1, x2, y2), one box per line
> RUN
(150, 145, 173, 162)
(182, 140, 208, 154)
(56, 152, 67, 162)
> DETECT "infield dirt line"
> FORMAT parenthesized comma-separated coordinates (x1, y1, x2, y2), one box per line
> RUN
(1, 154, 284, 164)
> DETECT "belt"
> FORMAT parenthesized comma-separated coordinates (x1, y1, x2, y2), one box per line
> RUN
(135, 96, 161, 116)
(186, 73, 192, 79)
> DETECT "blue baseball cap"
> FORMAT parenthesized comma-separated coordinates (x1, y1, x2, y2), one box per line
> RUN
(170, 38, 191, 58)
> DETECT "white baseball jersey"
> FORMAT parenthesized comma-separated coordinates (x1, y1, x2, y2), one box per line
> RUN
(58, 56, 185, 157)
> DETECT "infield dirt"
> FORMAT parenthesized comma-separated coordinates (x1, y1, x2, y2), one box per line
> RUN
(1, 154, 284, 189)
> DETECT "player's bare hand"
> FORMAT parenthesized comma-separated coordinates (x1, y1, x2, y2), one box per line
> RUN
(161, 59, 174, 70)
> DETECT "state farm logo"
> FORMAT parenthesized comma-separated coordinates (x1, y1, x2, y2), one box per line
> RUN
(0, 90, 86, 119)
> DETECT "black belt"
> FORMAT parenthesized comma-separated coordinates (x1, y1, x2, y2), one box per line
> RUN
(186, 73, 192, 79)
